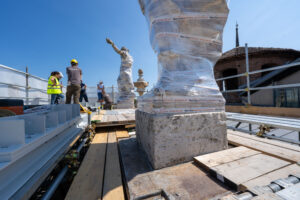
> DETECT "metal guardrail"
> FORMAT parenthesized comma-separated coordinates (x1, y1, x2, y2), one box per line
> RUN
(216, 44, 300, 105)
(0, 65, 50, 104)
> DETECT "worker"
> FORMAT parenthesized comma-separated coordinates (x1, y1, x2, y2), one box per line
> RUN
(97, 81, 104, 103)
(66, 59, 82, 104)
(79, 80, 89, 103)
(54, 72, 65, 104)
(102, 90, 112, 109)
(47, 71, 64, 104)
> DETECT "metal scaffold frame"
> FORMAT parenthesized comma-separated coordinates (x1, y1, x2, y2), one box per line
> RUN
(216, 44, 300, 144)
(216, 44, 300, 96)
(0, 64, 50, 104)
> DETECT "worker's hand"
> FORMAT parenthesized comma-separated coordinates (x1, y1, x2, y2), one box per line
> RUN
(106, 38, 113, 44)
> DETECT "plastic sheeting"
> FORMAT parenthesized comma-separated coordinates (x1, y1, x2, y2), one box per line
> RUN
(0, 65, 50, 105)
(138, 0, 229, 114)
(117, 51, 135, 109)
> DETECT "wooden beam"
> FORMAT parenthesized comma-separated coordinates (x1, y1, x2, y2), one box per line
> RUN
(125, 124, 135, 129)
(65, 132, 108, 200)
(227, 133, 300, 163)
(102, 131, 125, 200)
(116, 130, 130, 139)
(194, 146, 260, 171)
(226, 105, 300, 118)
(228, 130, 300, 153)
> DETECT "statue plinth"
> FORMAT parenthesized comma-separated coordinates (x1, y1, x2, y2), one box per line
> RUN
(137, 0, 229, 169)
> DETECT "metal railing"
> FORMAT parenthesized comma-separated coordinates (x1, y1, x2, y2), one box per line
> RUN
(216, 44, 300, 104)
(0, 65, 50, 105)
(216, 44, 300, 144)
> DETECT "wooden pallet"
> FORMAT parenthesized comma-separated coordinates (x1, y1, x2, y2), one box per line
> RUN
(65, 129, 125, 200)
(92, 109, 135, 127)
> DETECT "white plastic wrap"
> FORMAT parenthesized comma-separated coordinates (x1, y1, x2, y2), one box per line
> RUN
(0, 65, 50, 105)
(138, 0, 229, 114)
(117, 51, 135, 109)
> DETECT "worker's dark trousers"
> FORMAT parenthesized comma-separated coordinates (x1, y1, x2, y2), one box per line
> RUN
(79, 93, 89, 102)
(66, 84, 81, 104)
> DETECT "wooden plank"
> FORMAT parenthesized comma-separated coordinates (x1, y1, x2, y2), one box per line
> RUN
(228, 130, 300, 153)
(194, 147, 261, 170)
(125, 124, 135, 129)
(228, 134, 300, 163)
(102, 131, 125, 200)
(226, 105, 300, 118)
(241, 164, 300, 191)
(211, 154, 290, 191)
(116, 130, 129, 139)
(65, 132, 108, 200)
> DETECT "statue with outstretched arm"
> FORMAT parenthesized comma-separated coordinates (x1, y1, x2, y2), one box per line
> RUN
(106, 38, 135, 109)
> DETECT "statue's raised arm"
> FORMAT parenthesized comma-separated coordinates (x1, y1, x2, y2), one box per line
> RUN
(106, 38, 123, 56)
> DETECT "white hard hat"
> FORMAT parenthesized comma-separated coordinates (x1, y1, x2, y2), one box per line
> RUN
(59, 72, 64, 78)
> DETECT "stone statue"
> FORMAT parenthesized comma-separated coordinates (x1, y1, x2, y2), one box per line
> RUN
(106, 38, 135, 109)
(134, 69, 149, 96)
(137, 0, 228, 114)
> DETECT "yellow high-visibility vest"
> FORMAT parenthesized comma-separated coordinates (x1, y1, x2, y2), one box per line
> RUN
(47, 76, 62, 94)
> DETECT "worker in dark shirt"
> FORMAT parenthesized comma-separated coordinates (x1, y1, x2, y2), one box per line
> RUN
(66, 59, 82, 104)
(79, 80, 89, 103)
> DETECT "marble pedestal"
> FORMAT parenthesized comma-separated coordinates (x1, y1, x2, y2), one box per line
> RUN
(136, 110, 227, 169)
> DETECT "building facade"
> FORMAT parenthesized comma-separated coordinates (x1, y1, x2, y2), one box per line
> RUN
(214, 47, 300, 107)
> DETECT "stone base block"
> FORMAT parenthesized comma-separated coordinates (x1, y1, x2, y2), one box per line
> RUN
(136, 110, 227, 169)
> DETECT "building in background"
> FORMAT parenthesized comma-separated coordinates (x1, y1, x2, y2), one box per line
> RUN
(214, 24, 300, 107)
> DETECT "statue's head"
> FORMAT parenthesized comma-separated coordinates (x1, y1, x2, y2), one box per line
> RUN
(138, 69, 143, 75)
(121, 46, 129, 52)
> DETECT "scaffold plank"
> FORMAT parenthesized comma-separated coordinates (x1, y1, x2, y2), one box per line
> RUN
(65, 132, 108, 200)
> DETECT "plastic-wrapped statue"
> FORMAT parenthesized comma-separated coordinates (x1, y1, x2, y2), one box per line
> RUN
(138, 0, 229, 114)
(106, 38, 135, 109)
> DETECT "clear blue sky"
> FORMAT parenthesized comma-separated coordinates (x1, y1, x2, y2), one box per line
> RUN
(0, 0, 299, 88)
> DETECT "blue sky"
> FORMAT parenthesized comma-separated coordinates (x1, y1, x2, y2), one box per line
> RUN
(0, 0, 300, 88)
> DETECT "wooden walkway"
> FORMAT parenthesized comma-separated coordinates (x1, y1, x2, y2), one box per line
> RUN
(92, 109, 135, 127)
(65, 128, 130, 200)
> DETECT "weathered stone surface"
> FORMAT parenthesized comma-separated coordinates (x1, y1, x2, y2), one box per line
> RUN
(136, 110, 227, 169)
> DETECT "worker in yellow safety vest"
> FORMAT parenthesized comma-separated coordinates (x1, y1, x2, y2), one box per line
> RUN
(47, 71, 64, 104)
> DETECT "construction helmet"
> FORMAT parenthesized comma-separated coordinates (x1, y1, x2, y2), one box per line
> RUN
(70, 59, 78, 65)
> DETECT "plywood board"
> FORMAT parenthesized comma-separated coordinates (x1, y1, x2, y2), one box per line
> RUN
(65, 132, 108, 200)
(228, 134, 300, 163)
(228, 130, 300, 153)
(211, 154, 290, 191)
(102, 131, 125, 200)
(194, 147, 261, 170)
(241, 164, 300, 191)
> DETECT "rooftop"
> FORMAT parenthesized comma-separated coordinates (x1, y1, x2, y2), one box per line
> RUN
(218, 47, 300, 62)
